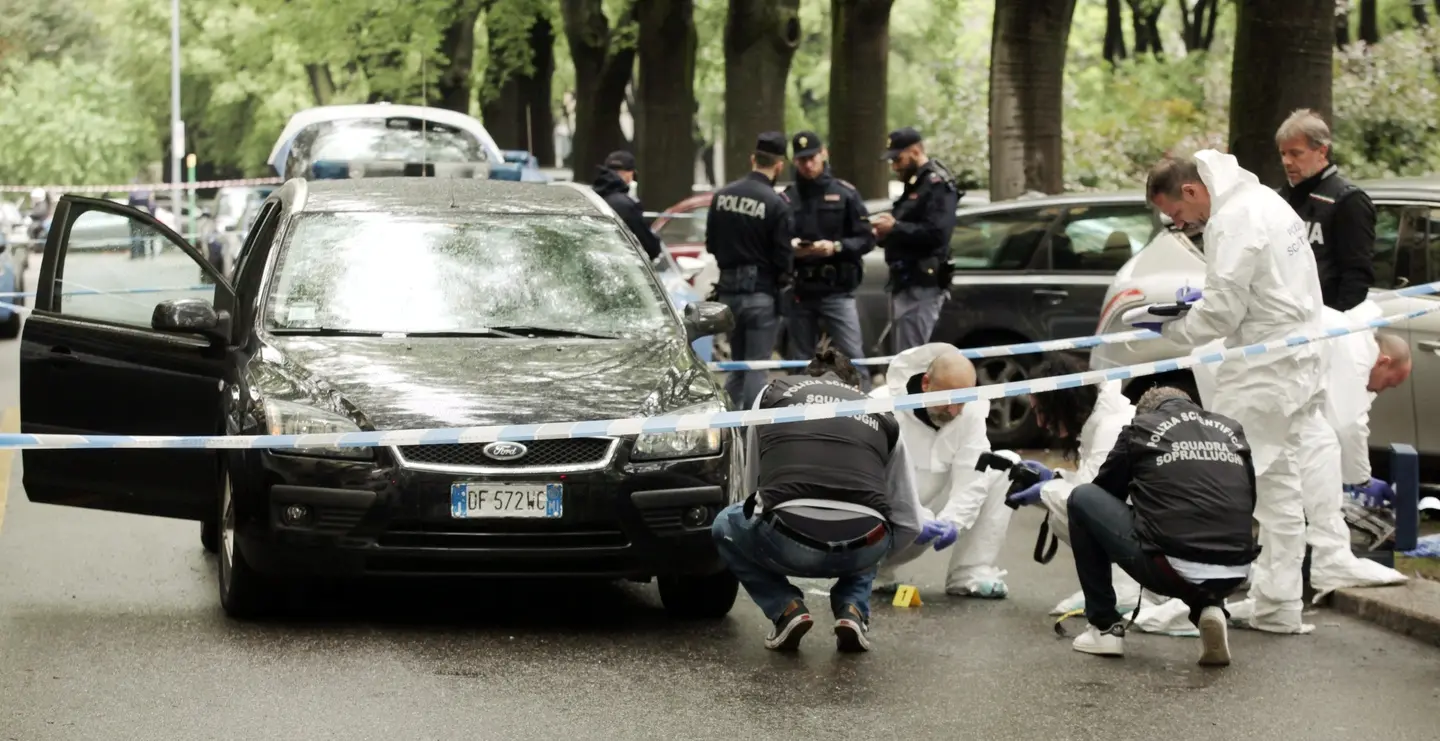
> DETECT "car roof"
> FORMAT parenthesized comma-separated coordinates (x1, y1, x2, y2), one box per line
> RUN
(266, 104, 503, 168)
(1356, 177, 1440, 201)
(288, 178, 604, 217)
(864, 190, 1146, 216)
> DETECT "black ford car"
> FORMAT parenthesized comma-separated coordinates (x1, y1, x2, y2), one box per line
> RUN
(22, 178, 743, 619)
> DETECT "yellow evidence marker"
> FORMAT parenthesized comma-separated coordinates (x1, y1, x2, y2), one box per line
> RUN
(892, 584, 923, 607)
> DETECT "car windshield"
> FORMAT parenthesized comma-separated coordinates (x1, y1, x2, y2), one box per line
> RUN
(310, 119, 484, 163)
(264, 212, 673, 336)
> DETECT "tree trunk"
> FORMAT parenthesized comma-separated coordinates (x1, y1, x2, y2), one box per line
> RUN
(1104, 0, 1128, 65)
(988, 0, 1079, 200)
(723, 0, 802, 183)
(481, 15, 558, 163)
(436, 0, 484, 113)
(561, 0, 637, 176)
(1360, 0, 1379, 43)
(1229, 0, 1335, 188)
(305, 64, 335, 105)
(829, 0, 893, 199)
(1414, 0, 1430, 26)
(635, 0, 697, 210)
(1128, 0, 1163, 56)
(1178, 0, 1219, 52)
(1335, 0, 1351, 47)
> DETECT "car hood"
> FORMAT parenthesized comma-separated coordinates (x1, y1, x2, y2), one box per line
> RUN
(249, 335, 719, 431)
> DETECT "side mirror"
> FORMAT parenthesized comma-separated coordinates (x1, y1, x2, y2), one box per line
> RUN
(152, 298, 231, 343)
(683, 301, 734, 342)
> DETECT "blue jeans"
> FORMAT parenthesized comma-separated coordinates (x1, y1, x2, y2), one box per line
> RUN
(711, 502, 892, 622)
(786, 294, 867, 387)
(718, 292, 778, 409)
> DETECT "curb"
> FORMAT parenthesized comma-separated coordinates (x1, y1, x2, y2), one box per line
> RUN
(1327, 579, 1440, 648)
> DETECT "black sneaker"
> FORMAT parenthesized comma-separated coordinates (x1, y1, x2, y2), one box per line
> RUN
(834, 604, 871, 653)
(764, 600, 813, 651)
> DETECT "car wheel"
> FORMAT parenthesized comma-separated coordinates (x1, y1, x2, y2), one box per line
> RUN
(200, 517, 219, 554)
(657, 569, 739, 619)
(0, 312, 19, 340)
(218, 465, 275, 618)
(975, 355, 1040, 449)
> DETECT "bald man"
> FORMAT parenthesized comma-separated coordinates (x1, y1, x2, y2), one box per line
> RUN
(1193, 299, 1411, 608)
(867, 343, 1019, 597)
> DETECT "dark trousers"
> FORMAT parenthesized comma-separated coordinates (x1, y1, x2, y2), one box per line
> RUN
(1067, 483, 1247, 630)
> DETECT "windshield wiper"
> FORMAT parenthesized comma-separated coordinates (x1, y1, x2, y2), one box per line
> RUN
(487, 325, 625, 340)
(269, 327, 390, 337)
(269, 327, 525, 339)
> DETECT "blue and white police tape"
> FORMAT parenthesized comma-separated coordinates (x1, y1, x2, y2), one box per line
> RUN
(706, 279, 1440, 372)
(0, 301, 1433, 451)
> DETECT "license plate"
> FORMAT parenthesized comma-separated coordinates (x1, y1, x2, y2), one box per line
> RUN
(449, 483, 563, 519)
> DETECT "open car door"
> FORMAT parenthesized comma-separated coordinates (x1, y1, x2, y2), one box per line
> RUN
(21, 195, 235, 520)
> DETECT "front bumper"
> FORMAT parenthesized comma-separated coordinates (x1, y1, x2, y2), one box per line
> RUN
(231, 437, 739, 580)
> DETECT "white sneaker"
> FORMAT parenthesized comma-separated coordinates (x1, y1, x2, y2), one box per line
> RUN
(1072, 624, 1125, 657)
(1197, 606, 1231, 666)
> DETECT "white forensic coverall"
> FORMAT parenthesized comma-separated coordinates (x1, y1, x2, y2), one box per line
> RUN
(1157, 150, 1327, 633)
(1192, 300, 1406, 604)
(868, 343, 1014, 594)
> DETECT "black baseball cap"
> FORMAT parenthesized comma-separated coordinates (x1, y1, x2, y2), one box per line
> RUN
(603, 150, 636, 170)
(791, 131, 823, 158)
(755, 131, 788, 158)
(881, 127, 923, 160)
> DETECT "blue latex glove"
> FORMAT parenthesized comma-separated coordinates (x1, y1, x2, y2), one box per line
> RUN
(1019, 460, 1054, 482)
(1176, 286, 1203, 304)
(1006, 481, 1044, 508)
(915, 520, 959, 551)
(1354, 478, 1394, 508)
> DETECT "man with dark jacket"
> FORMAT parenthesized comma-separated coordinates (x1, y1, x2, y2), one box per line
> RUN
(592, 150, 663, 261)
(781, 131, 875, 374)
(869, 127, 959, 353)
(711, 347, 951, 653)
(705, 131, 795, 409)
(1276, 109, 1375, 311)
(1066, 386, 1259, 667)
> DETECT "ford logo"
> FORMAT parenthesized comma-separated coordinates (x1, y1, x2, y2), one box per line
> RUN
(482, 441, 528, 461)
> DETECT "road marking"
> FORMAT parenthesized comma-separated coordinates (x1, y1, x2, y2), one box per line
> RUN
(0, 407, 18, 535)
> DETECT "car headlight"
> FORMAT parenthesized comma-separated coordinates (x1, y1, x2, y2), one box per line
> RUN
(263, 398, 372, 460)
(631, 401, 725, 461)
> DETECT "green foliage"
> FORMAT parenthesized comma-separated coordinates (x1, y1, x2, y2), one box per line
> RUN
(0, 57, 157, 184)
(1333, 27, 1440, 178)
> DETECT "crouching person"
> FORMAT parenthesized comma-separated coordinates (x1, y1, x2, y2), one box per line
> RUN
(711, 347, 934, 653)
(1068, 386, 1259, 667)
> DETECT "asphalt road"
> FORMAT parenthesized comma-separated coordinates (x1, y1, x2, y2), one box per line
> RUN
(1, 263, 1439, 739)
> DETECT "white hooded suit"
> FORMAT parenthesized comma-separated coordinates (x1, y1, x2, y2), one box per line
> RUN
(1159, 150, 1328, 633)
(868, 343, 1014, 594)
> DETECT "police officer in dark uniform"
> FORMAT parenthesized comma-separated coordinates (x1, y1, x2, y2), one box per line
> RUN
(705, 131, 794, 409)
(1276, 109, 1375, 311)
(869, 127, 959, 353)
(781, 131, 875, 379)
(592, 150, 664, 261)
(710, 347, 940, 653)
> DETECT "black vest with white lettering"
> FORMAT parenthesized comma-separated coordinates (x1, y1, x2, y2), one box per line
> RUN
(1283, 165, 1360, 308)
(756, 374, 899, 518)
(1119, 398, 1259, 566)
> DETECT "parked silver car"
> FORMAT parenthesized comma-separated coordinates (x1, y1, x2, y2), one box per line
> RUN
(1090, 177, 1440, 479)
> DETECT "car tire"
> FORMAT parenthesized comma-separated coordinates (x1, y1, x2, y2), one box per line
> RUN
(975, 354, 1040, 449)
(218, 464, 276, 618)
(200, 517, 219, 554)
(657, 569, 739, 619)
(0, 312, 19, 340)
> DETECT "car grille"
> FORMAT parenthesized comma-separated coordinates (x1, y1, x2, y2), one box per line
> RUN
(392, 438, 616, 472)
